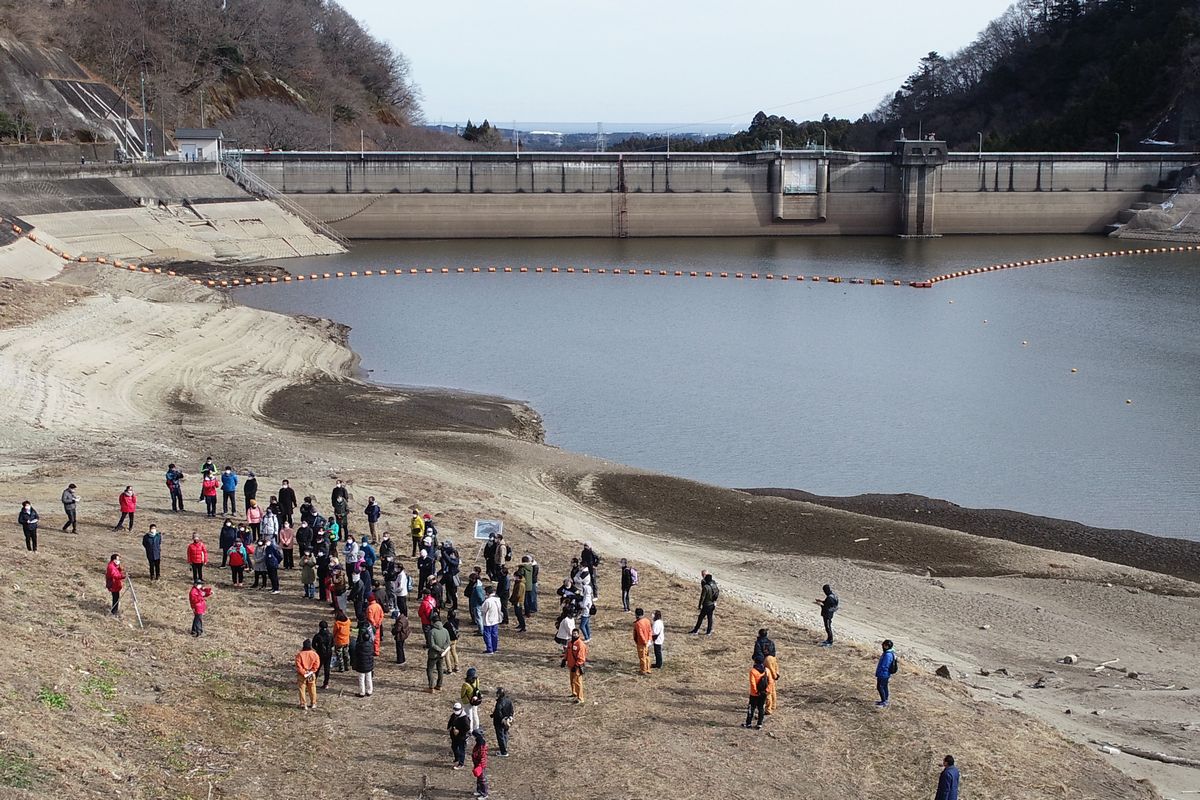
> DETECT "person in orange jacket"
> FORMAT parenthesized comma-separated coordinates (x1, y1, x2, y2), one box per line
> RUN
(333, 611, 351, 672)
(743, 657, 773, 729)
(566, 627, 587, 703)
(189, 579, 213, 637)
(187, 533, 209, 582)
(106, 553, 125, 615)
(295, 639, 321, 710)
(366, 593, 385, 656)
(632, 607, 653, 675)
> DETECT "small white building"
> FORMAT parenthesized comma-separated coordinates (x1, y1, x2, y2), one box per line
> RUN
(174, 128, 224, 162)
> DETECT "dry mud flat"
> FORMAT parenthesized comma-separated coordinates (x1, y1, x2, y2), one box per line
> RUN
(0, 266, 1194, 798)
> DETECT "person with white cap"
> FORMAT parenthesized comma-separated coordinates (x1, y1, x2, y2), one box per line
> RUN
(447, 701, 470, 769)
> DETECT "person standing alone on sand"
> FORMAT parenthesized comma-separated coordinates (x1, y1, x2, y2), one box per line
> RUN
(689, 571, 718, 635)
(633, 608, 653, 675)
(141, 524, 162, 581)
(106, 553, 125, 614)
(165, 464, 184, 512)
(18, 500, 39, 552)
(113, 487, 137, 531)
(620, 559, 637, 612)
(875, 639, 897, 707)
(566, 627, 587, 703)
(651, 610, 665, 668)
(364, 496, 381, 542)
(189, 580, 213, 636)
(295, 639, 320, 711)
(936, 755, 960, 800)
(60, 484, 79, 532)
(815, 584, 839, 646)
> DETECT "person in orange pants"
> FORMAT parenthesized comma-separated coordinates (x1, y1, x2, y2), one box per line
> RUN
(566, 628, 587, 703)
(366, 593, 385, 656)
(764, 653, 780, 714)
(632, 608, 653, 675)
(295, 639, 321, 710)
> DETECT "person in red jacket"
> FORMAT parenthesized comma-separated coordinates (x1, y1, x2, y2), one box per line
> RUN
(106, 553, 125, 615)
(189, 579, 213, 636)
(187, 533, 209, 582)
(201, 472, 219, 518)
(418, 591, 438, 648)
(112, 486, 137, 531)
(471, 729, 489, 800)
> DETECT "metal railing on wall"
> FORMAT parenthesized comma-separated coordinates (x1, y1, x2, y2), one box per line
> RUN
(219, 154, 349, 249)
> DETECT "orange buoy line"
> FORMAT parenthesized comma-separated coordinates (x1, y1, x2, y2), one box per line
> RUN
(926, 245, 1197, 285)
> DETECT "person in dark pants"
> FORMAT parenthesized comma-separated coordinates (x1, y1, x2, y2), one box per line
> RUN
(278, 480, 297, 526)
(189, 580, 213, 637)
(491, 687, 514, 756)
(263, 538, 282, 593)
(220, 467, 238, 514)
(580, 542, 600, 599)
(875, 639, 897, 707)
(448, 703, 470, 768)
(651, 610, 664, 668)
(141, 524, 162, 580)
(243, 471, 258, 507)
(620, 558, 635, 612)
(312, 620, 333, 688)
(689, 571, 717, 635)
(18, 501, 39, 552)
(815, 584, 839, 646)
(61, 484, 79, 532)
(114, 487, 137, 531)
(392, 611, 410, 664)
(164, 465, 185, 512)
(936, 755, 960, 800)
(743, 658, 771, 729)
(106, 554, 125, 614)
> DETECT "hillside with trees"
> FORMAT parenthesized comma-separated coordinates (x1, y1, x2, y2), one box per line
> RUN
(0, 0, 464, 151)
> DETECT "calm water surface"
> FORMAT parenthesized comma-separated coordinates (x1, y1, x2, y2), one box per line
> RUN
(241, 237, 1200, 541)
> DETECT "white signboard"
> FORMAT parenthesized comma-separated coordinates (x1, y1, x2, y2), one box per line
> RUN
(474, 520, 503, 540)
(783, 160, 817, 194)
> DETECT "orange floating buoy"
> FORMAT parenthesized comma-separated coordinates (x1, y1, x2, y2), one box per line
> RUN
(535, 267, 544, 273)
(284, 275, 293, 282)
(504, 267, 513, 273)
(269, 276, 278, 283)
(425, 268, 434, 274)
(167, 270, 176, 277)
(567, 267, 576, 273)
(893, 280, 902, 286)
(349, 271, 359, 277)
(207, 280, 216, 287)
(323, 272, 332, 279)
(719, 272, 728, 278)
(812, 276, 821, 282)
(582, 268, 590, 274)
(519, 267, 528, 273)
(220, 280, 229, 287)
(765, 274, 774, 280)
(471, 267, 480, 273)
(335, 272, 345, 278)
(440, 268, 449, 274)
(675, 271, 683, 276)
(702, 272, 710, 277)
(487, 267, 497, 273)
(658, 270, 667, 276)
(457, 267, 466, 273)
(749, 273, 759, 279)
(551, 267, 560, 273)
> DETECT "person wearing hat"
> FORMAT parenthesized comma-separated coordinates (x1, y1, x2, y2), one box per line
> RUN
(461, 667, 483, 731)
(189, 579, 213, 637)
(295, 639, 320, 710)
(447, 701, 470, 769)
(470, 729, 489, 800)
(743, 657, 772, 729)
(418, 545, 436, 596)
(491, 687, 514, 757)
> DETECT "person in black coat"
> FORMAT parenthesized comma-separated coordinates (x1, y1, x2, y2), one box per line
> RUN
(351, 627, 375, 697)
(312, 620, 334, 688)
(753, 628, 776, 665)
(243, 472, 258, 505)
(18, 501, 39, 552)
(815, 584, 839, 646)
(491, 687, 515, 756)
(581, 543, 601, 598)
(218, 519, 238, 567)
(278, 480, 298, 526)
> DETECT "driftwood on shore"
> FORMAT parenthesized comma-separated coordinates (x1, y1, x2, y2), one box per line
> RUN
(1092, 740, 1200, 768)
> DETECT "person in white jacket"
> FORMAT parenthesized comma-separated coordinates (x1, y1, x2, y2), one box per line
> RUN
(651, 610, 665, 668)
(480, 586, 503, 654)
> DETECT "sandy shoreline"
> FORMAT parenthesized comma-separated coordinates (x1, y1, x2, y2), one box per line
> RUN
(2, 258, 1198, 798)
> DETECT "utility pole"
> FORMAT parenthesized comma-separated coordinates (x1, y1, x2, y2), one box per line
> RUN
(977, 131, 983, 160)
(140, 70, 149, 158)
(1115, 131, 1120, 160)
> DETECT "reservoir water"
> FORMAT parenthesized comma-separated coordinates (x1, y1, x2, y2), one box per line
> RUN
(240, 236, 1200, 541)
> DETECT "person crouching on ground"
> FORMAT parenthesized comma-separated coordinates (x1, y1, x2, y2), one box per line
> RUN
(190, 579, 213, 637)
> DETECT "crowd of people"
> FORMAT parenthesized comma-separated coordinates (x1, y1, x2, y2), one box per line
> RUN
(15, 460, 962, 800)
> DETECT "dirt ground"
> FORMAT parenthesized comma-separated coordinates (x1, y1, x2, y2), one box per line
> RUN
(0, 267, 1194, 800)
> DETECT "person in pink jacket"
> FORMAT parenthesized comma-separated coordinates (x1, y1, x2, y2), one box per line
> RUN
(189, 579, 213, 636)
(112, 486, 137, 531)
(187, 533, 209, 582)
(246, 499, 263, 537)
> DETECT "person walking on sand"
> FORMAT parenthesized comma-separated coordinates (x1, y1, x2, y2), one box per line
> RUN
(189, 579, 213, 637)
(351, 627, 375, 697)
(18, 500, 39, 552)
(227, 538, 248, 587)
(187, 532, 208, 583)
(445, 609, 462, 674)
(113, 487, 137, 532)
(333, 611, 351, 673)
(470, 729, 489, 800)
(295, 639, 320, 710)
(448, 702, 470, 769)
(364, 496, 382, 542)
(165, 464, 185, 512)
(815, 584, 839, 646)
(278, 479, 297, 527)
(620, 558, 637, 612)
(220, 467, 238, 514)
(426, 615, 452, 693)
(461, 666, 483, 730)
(141, 524, 162, 581)
(313, 620, 333, 688)
(566, 628, 587, 702)
(480, 586, 502, 654)
(60, 484, 79, 532)
(875, 639, 897, 707)
(201, 472, 219, 518)
(392, 610, 410, 664)
(743, 657, 772, 729)
(936, 755, 960, 800)
(651, 610, 665, 668)
(633, 608, 653, 675)
(491, 687, 514, 757)
(689, 571, 718, 636)
(106, 553, 125, 614)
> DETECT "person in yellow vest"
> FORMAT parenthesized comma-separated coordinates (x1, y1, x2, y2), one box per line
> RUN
(632, 608, 653, 675)
(410, 510, 425, 557)
(295, 639, 321, 711)
(742, 658, 773, 729)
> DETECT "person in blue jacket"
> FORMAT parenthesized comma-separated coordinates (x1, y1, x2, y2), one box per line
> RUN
(141, 524, 163, 580)
(875, 639, 896, 707)
(220, 467, 238, 514)
(935, 755, 960, 800)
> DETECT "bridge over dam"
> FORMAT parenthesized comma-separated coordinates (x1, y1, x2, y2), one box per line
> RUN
(236, 144, 1196, 239)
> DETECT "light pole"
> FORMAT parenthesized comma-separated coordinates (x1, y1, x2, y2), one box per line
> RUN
(1115, 131, 1121, 160)
(822, 128, 828, 153)
(977, 131, 983, 160)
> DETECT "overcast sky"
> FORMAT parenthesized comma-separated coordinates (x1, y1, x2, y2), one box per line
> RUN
(338, 0, 1017, 129)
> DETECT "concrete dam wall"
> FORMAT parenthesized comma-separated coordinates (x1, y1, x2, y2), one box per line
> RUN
(237, 148, 1196, 239)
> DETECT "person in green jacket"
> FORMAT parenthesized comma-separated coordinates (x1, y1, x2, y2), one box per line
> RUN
(689, 571, 718, 635)
(426, 616, 451, 693)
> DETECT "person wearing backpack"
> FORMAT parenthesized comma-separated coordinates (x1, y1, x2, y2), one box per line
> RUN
(689, 571, 718, 635)
(875, 639, 898, 707)
(743, 657, 773, 729)
(815, 584, 839, 646)
(491, 687, 515, 757)
(620, 559, 638, 613)
(460, 666, 483, 731)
